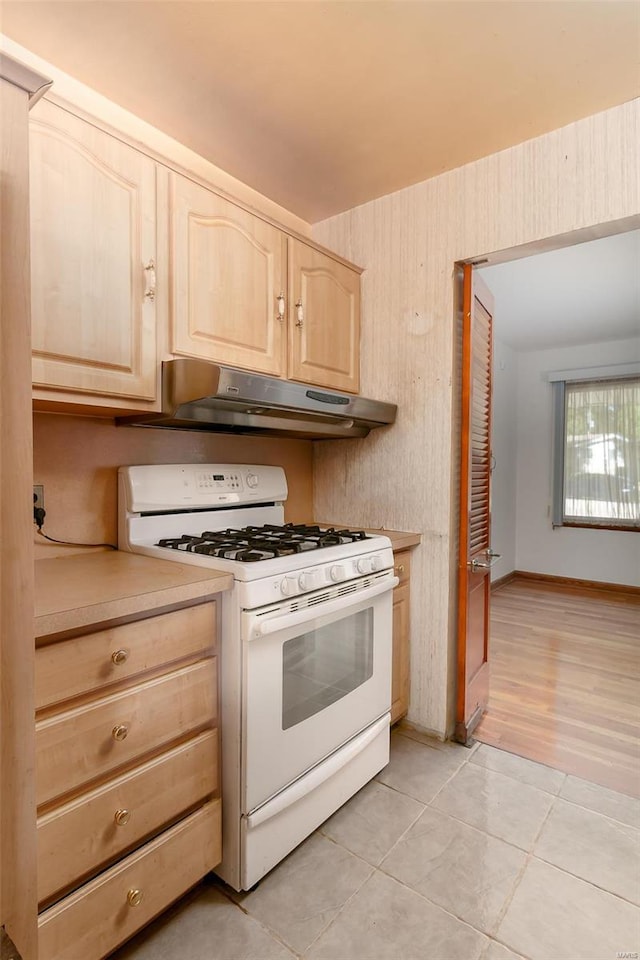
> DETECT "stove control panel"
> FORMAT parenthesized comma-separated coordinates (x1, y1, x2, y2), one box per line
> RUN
(196, 470, 243, 492)
(120, 463, 287, 513)
(278, 553, 389, 597)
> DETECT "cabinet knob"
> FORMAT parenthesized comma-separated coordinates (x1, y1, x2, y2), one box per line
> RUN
(111, 649, 129, 665)
(276, 292, 285, 322)
(395, 564, 405, 575)
(114, 808, 131, 826)
(112, 724, 129, 742)
(295, 299, 304, 327)
(127, 888, 143, 907)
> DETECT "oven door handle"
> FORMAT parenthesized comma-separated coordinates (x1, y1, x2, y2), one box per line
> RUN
(247, 576, 399, 640)
(246, 712, 390, 828)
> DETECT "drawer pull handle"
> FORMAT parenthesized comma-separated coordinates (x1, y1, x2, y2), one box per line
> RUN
(395, 564, 405, 575)
(112, 724, 129, 742)
(114, 809, 131, 826)
(111, 649, 129, 665)
(127, 888, 143, 907)
(143, 259, 156, 302)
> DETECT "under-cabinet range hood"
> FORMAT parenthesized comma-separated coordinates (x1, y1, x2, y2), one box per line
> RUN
(119, 360, 397, 440)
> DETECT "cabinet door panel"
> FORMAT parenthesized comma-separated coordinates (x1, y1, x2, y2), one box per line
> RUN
(288, 239, 360, 393)
(170, 175, 286, 375)
(391, 583, 410, 724)
(29, 100, 157, 400)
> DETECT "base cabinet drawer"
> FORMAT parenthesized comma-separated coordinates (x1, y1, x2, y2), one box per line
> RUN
(36, 603, 216, 709)
(38, 731, 218, 904)
(38, 799, 221, 960)
(37, 658, 217, 806)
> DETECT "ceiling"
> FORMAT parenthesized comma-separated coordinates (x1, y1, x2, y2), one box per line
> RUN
(478, 230, 640, 352)
(1, 2, 639, 222)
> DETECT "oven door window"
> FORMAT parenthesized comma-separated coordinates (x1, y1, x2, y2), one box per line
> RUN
(282, 608, 373, 730)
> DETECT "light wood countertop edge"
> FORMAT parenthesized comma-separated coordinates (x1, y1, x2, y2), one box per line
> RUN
(34, 551, 233, 640)
(315, 523, 421, 552)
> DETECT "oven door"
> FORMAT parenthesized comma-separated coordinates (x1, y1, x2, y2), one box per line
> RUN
(241, 572, 396, 814)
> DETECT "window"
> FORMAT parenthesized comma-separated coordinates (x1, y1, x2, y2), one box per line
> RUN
(552, 377, 640, 529)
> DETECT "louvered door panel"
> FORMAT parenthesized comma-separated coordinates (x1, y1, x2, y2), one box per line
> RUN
(456, 266, 494, 743)
(469, 302, 492, 554)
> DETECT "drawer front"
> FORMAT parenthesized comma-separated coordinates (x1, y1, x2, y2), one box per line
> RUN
(393, 550, 411, 587)
(38, 799, 221, 960)
(38, 730, 218, 904)
(36, 602, 216, 710)
(37, 659, 216, 806)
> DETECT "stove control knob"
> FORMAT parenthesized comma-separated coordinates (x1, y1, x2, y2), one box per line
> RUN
(357, 557, 373, 575)
(370, 555, 383, 572)
(246, 473, 259, 489)
(299, 570, 322, 592)
(330, 564, 346, 583)
(281, 576, 299, 597)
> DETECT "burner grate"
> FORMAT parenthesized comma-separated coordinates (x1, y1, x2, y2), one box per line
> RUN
(156, 523, 369, 561)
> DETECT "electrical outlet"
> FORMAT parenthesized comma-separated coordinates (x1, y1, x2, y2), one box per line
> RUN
(33, 485, 45, 511)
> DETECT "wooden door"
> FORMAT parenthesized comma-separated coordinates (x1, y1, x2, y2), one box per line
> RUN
(29, 99, 157, 401)
(170, 174, 287, 376)
(288, 239, 360, 393)
(455, 266, 496, 743)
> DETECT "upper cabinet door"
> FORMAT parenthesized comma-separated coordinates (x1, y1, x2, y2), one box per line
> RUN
(29, 100, 157, 400)
(170, 174, 287, 377)
(288, 239, 360, 394)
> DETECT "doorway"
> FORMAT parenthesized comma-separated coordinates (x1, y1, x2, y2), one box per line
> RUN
(457, 225, 640, 797)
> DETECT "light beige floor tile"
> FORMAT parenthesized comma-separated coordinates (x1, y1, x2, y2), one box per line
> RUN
(234, 832, 372, 954)
(305, 870, 487, 960)
(471, 743, 566, 794)
(376, 730, 468, 803)
(432, 763, 554, 850)
(110, 882, 295, 960)
(396, 727, 478, 757)
(319, 779, 424, 865)
(561, 773, 640, 828)
(382, 806, 526, 934)
(481, 941, 526, 960)
(534, 798, 640, 903)
(496, 858, 640, 960)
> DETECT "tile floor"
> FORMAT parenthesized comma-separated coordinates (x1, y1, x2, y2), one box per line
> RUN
(112, 730, 640, 960)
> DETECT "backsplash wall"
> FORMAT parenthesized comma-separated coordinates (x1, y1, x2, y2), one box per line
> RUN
(33, 413, 313, 557)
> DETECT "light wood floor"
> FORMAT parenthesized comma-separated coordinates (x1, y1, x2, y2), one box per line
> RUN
(474, 577, 640, 798)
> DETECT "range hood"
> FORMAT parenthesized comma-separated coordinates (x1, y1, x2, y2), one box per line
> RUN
(118, 360, 397, 440)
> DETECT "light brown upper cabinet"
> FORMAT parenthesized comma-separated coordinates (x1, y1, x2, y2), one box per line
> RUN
(288, 239, 360, 394)
(170, 174, 287, 377)
(28, 100, 361, 407)
(29, 100, 157, 402)
(170, 174, 361, 394)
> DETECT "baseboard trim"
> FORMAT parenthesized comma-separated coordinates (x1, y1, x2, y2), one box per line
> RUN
(511, 570, 640, 599)
(491, 571, 517, 592)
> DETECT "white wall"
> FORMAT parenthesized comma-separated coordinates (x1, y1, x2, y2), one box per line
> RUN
(514, 337, 640, 585)
(312, 99, 640, 738)
(490, 337, 518, 581)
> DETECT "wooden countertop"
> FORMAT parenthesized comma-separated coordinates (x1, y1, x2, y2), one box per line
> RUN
(35, 551, 234, 639)
(316, 524, 421, 552)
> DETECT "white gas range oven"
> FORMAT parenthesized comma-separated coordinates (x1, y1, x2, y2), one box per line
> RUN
(118, 463, 397, 891)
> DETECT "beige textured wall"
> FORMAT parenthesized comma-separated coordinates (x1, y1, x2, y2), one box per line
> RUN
(312, 100, 640, 738)
(33, 413, 313, 557)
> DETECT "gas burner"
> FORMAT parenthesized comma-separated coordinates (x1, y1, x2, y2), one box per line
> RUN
(156, 523, 370, 562)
